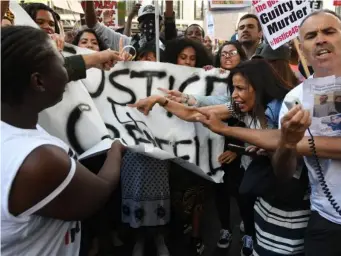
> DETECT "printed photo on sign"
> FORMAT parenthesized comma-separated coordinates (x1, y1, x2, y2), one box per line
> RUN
(303, 76, 341, 136)
(320, 114, 341, 132)
(313, 93, 338, 117)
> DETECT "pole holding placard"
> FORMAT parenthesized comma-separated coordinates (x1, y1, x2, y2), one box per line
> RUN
(293, 38, 310, 78)
(154, 0, 160, 62)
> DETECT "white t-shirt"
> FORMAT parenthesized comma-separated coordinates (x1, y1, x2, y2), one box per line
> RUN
(279, 83, 341, 225)
(1, 121, 81, 256)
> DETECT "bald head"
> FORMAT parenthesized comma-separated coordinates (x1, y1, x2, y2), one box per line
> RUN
(298, 11, 341, 77)
(300, 9, 341, 29)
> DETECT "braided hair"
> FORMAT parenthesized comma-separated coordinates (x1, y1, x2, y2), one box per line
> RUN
(1, 26, 57, 105)
(23, 3, 60, 34)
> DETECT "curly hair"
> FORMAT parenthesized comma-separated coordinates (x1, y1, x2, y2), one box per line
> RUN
(214, 41, 247, 68)
(23, 3, 60, 34)
(72, 28, 108, 51)
(164, 38, 213, 68)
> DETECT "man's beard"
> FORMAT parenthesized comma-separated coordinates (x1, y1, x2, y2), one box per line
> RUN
(241, 39, 256, 48)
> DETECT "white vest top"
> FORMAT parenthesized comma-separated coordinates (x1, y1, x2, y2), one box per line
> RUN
(1, 121, 81, 256)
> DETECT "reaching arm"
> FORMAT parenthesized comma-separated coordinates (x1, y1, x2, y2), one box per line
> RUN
(128, 95, 231, 122)
(218, 126, 341, 159)
(196, 106, 341, 160)
(123, 3, 140, 37)
(9, 141, 125, 221)
(123, 15, 134, 37)
(83, 1, 131, 51)
(65, 50, 123, 81)
(1, 1, 9, 21)
(164, 0, 177, 40)
(157, 88, 229, 107)
(83, 1, 97, 28)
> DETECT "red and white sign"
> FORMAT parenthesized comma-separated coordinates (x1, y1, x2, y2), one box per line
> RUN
(334, 0, 341, 6)
(252, 0, 311, 49)
(82, 1, 118, 27)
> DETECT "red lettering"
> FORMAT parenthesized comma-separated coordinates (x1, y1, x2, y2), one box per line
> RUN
(94, 1, 101, 9)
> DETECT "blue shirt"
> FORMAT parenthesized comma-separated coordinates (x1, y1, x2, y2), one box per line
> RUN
(194, 94, 282, 129)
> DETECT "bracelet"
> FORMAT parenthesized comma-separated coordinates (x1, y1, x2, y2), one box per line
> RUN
(183, 94, 190, 104)
(160, 98, 169, 107)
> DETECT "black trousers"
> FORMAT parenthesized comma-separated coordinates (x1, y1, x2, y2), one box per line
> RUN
(79, 186, 122, 256)
(305, 211, 341, 256)
(215, 165, 255, 236)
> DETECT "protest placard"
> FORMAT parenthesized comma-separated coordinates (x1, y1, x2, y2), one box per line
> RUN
(206, 11, 215, 38)
(81, 0, 118, 27)
(210, 0, 251, 9)
(252, 0, 311, 49)
(310, 0, 323, 11)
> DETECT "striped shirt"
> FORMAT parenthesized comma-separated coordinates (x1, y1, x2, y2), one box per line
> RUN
(254, 195, 311, 255)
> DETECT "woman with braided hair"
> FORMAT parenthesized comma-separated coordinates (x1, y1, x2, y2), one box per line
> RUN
(1, 25, 125, 256)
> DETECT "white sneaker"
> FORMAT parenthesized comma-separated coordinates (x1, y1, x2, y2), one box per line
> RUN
(132, 238, 145, 256)
(240, 221, 245, 233)
(155, 234, 170, 256)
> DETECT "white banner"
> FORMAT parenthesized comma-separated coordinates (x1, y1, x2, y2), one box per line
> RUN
(252, 0, 311, 49)
(11, 1, 229, 183)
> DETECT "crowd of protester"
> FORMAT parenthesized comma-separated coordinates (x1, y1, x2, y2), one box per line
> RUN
(1, 1, 341, 256)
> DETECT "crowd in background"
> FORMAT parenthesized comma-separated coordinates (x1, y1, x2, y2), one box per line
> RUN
(1, 1, 341, 256)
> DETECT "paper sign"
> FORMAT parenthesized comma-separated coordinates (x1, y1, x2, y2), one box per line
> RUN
(252, 0, 311, 49)
(210, 0, 251, 9)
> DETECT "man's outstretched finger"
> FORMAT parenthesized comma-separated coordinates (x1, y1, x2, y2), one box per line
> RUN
(158, 88, 170, 94)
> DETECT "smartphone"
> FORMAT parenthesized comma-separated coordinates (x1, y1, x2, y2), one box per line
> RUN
(227, 144, 258, 157)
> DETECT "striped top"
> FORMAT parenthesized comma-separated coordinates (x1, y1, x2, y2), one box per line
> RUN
(254, 193, 310, 255)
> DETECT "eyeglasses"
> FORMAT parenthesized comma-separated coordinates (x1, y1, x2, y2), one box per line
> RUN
(220, 50, 239, 58)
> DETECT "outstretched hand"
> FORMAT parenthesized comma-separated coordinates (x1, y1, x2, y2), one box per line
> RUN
(119, 37, 134, 61)
(280, 105, 311, 148)
(158, 88, 183, 103)
(94, 49, 123, 70)
(127, 95, 162, 116)
(195, 108, 227, 134)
